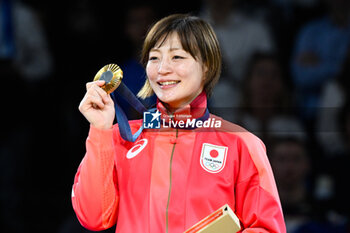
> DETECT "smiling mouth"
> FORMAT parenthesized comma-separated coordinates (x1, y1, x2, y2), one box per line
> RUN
(158, 80, 181, 86)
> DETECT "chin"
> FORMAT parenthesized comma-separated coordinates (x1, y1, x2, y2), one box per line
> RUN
(160, 98, 178, 106)
(157, 92, 178, 103)
(159, 96, 183, 108)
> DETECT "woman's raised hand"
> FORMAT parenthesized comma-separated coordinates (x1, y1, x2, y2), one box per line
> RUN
(79, 80, 115, 130)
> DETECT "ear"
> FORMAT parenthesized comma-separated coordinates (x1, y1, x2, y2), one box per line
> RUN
(202, 63, 209, 82)
(203, 63, 208, 74)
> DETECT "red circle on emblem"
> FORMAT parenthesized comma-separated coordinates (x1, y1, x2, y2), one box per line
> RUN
(210, 149, 219, 158)
(131, 145, 141, 153)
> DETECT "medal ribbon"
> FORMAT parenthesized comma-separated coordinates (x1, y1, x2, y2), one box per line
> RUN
(110, 82, 153, 142)
(110, 82, 209, 142)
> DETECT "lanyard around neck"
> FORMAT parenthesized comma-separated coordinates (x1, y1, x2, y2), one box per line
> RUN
(110, 82, 209, 142)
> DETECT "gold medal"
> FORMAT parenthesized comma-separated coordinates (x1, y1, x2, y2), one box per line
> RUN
(93, 64, 123, 94)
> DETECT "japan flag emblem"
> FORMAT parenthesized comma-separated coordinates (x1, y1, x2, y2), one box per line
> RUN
(200, 143, 228, 173)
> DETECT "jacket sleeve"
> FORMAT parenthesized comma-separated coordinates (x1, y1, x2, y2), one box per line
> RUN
(71, 125, 119, 231)
(235, 133, 286, 233)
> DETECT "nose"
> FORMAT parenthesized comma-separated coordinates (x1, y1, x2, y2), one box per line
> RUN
(158, 58, 172, 75)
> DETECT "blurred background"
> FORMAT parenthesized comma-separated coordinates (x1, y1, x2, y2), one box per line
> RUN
(1, 0, 349, 232)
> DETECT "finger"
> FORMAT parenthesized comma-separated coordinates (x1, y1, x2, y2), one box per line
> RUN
(105, 94, 114, 106)
(82, 87, 106, 108)
(87, 85, 110, 105)
(88, 94, 105, 109)
(92, 84, 110, 104)
(86, 82, 110, 104)
(86, 80, 105, 90)
(79, 92, 104, 113)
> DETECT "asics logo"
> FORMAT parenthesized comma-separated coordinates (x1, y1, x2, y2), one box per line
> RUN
(126, 139, 148, 159)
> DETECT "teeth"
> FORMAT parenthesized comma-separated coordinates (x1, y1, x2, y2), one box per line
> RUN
(159, 81, 179, 85)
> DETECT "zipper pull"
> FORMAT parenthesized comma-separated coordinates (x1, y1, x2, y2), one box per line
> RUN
(169, 129, 178, 144)
(170, 138, 177, 144)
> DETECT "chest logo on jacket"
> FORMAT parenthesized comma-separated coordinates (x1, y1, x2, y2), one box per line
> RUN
(200, 143, 228, 173)
(126, 139, 148, 159)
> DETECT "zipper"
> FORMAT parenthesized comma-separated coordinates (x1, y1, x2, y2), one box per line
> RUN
(166, 128, 178, 233)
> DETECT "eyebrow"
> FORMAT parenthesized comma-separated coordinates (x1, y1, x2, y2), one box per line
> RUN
(150, 47, 182, 52)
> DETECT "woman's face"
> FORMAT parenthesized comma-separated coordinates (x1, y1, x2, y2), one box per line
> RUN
(146, 33, 206, 110)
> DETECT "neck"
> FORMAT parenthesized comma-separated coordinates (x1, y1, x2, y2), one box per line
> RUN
(164, 91, 205, 114)
(157, 91, 207, 120)
(162, 102, 187, 114)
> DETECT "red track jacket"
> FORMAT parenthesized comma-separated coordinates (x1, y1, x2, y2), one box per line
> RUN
(72, 93, 286, 233)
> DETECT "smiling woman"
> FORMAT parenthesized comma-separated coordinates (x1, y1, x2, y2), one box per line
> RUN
(138, 14, 221, 101)
(72, 14, 286, 233)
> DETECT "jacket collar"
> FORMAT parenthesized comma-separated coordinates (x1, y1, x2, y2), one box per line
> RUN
(157, 91, 207, 122)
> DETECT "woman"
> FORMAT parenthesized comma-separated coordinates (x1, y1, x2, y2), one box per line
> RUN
(72, 14, 286, 233)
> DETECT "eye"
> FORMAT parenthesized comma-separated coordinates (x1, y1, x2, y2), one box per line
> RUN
(149, 56, 158, 61)
(173, 55, 184, 59)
